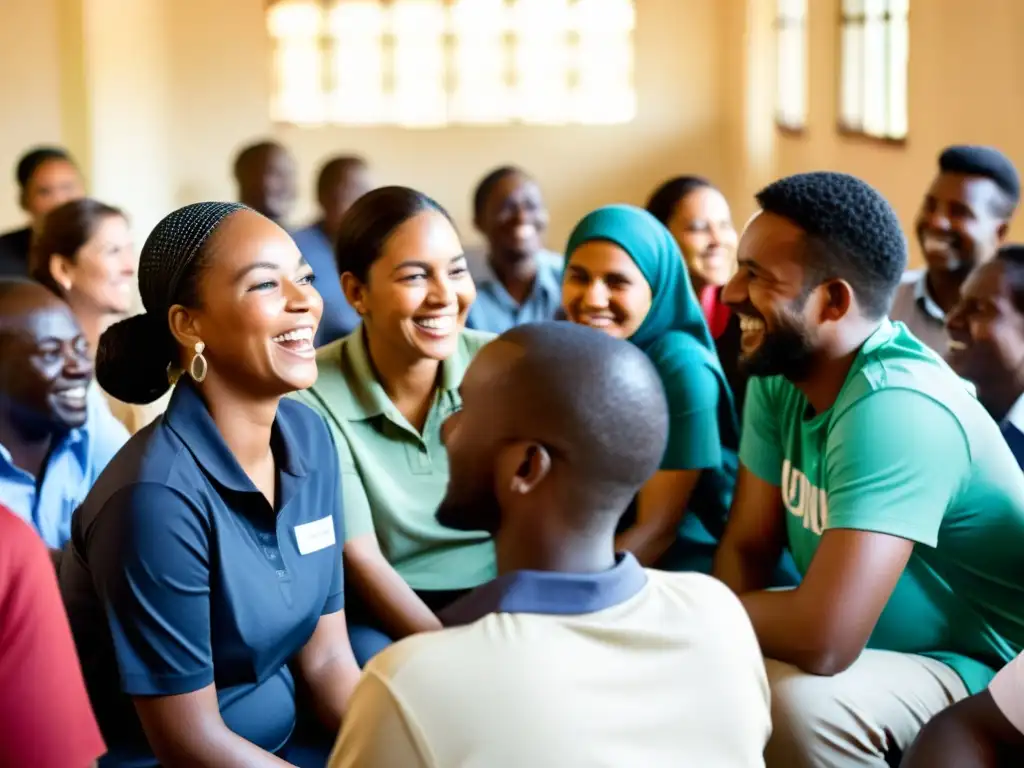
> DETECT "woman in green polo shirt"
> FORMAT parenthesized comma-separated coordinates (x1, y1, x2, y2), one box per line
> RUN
(294, 186, 495, 664)
(562, 204, 799, 581)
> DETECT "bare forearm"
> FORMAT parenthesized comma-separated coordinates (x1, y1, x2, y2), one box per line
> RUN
(348, 550, 441, 638)
(615, 523, 676, 567)
(713, 539, 778, 595)
(739, 589, 847, 675)
(151, 726, 294, 768)
(305, 657, 361, 732)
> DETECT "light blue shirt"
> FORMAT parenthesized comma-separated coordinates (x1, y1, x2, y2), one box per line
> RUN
(0, 386, 127, 548)
(466, 250, 564, 334)
(292, 222, 360, 347)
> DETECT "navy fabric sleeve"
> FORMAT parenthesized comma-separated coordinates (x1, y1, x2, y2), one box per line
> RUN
(88, 482, 214, 696)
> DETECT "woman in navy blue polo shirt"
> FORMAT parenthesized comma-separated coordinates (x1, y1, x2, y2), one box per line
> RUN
(59, 202, 359, 767)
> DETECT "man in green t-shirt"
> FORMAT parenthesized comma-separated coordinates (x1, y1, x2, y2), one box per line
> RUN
(713, 171, 1024, 768)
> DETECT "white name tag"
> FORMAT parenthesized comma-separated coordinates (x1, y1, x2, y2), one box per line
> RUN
(294, 516, 336, 555)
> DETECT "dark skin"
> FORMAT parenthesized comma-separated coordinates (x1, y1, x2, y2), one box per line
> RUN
(946, 259, 1024, 420)
(438, 337, 637, 575)
(235, 144, 298, 226)
(902, 689, 1024, 767)
(318, 160, 371, 244)
(134, 211, 360, 768)
(475, 172, 549, 305)
(714, 212, 915, 676)
(915, 173, 1011, 314)
(0, 284, 91, 483)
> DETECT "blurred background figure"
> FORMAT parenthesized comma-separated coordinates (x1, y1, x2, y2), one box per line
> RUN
(466, 166, 562, 333)
(232, 139, 298, 229)
(293, 155, 373, 346)
(0, 146, 84, 276)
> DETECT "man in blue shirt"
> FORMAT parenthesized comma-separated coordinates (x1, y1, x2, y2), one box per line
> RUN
(465, 166, 564, 333)
(0, 278, 125, 548)
(293, 155, 372, 346)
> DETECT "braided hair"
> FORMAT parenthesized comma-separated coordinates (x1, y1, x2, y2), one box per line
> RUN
(96, 202, 247, 404)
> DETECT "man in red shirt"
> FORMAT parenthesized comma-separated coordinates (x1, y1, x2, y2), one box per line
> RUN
(0, 505, 105, 767)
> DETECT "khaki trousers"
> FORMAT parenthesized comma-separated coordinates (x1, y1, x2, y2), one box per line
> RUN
(764, 650, 968, 768)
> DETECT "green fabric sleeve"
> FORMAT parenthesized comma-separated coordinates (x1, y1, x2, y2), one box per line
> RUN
(824, 389, 970, 545)
(738, 376, 784, 486)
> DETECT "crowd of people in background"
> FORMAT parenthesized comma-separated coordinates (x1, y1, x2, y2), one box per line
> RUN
(2, 135, 1024, 767)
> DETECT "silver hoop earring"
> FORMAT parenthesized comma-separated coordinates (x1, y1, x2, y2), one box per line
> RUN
(189, 341, 208, 383)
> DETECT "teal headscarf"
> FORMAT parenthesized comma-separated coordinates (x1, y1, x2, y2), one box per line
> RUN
(565, 204, 740, 452)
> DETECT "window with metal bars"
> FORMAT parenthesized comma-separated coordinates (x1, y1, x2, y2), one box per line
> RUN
(267, 0, 636, 128)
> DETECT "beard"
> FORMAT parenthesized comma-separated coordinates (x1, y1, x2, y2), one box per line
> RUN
(739, 307, 818, 381)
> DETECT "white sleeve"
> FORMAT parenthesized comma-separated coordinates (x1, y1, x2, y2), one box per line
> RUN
(988, 652, 1024, 735)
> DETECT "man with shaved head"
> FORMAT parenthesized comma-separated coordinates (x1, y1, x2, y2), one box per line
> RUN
(0, 278, 125, 548)
(330, 322, 771, 768)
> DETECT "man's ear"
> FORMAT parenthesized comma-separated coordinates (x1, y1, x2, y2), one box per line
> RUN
(500, 441, 551, 496)
(819, 278, 854, 323)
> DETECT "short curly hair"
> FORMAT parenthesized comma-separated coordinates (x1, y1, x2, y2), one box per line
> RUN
(938, 145, 1020, 218)
(755, 171, 907, 319)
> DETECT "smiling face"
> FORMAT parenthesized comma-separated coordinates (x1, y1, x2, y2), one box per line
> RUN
(666, 186, 738, 291)
(477, 172, 549, 263)
(915, 173, 1009, 275)
(562, 240, 653, 340)
(946, 259, 1024, 406)
(0, 290, 92, 432)
(52, 214, 136, 316)
(344, 210, 474, 363)
(721, 211, 823, 380)
(169, 209, 323, 397)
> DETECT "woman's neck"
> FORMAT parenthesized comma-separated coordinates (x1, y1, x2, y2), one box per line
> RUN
(200, 377, 278, 477)
(365, 329, 440, 433)
(0, 412, 54, 479)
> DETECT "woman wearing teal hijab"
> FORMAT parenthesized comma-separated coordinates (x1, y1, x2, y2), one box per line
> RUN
(563, 204, 766, 574)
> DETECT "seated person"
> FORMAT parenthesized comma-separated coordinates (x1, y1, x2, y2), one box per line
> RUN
(646, 175, 748, 413)
(60, 202, 360, 768)
(0, 504, 105, 768)
(892, 145, 1019, 354)
(465, 166, 562, 333)
(292, 155, 372, 346)
(0, 278, 126, 549)
(713, 171, 1024, 767)
(946, 244, 1024, 468)
(0, 146, 85, 276)
(294, 186, 495, 666)
(330, 322, 771, 768)
(233, 139, 298, 229)
(562, 204, 797, 583)
(29, 198, 162, 433)
(903, 650, 1024, 767)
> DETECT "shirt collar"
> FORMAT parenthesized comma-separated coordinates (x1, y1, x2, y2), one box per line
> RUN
(440, 552, 648, 626)
(0, 424, 86, 473)
(1004, 392, 1024, 433)
(163, 380, 308, 493)
(472, 251, 563, 303)
(915, 272, 946, 322)
(311, 324, 467, 422)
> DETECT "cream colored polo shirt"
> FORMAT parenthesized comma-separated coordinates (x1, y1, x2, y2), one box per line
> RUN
(292, 327, 497, 591)
(330, 556, 771, 767)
